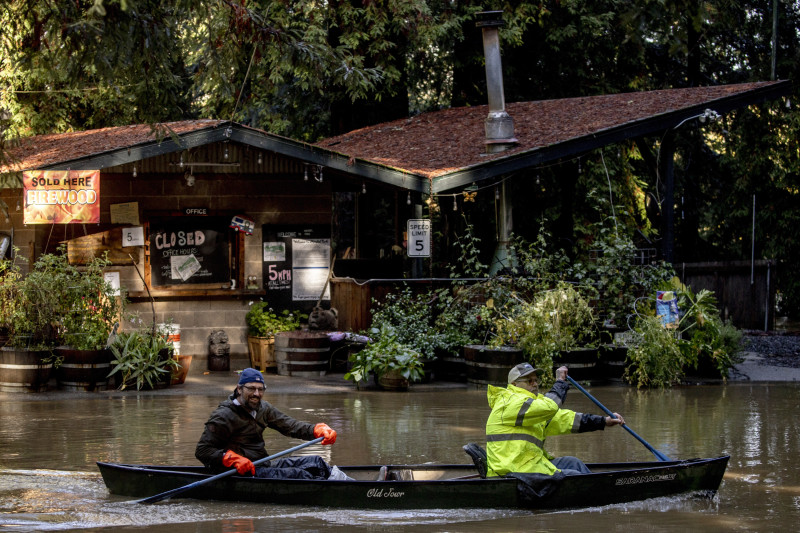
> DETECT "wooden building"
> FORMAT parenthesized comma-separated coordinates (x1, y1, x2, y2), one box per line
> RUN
(0, 80, 790, 366)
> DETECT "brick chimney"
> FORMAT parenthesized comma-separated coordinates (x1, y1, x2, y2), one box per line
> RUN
(477, 11, 518, 154)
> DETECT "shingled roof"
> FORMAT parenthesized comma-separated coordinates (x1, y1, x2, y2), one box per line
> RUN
(316, 80, 791, 192)
(1, 81, 790, 194)
(0, 119, 225, 173)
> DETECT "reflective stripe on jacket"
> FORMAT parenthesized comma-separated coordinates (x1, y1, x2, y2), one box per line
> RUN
(485, 383, 580, 477)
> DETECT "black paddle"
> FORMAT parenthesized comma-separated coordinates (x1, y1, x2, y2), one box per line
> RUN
(138, 437, 325, 504)
(566, 376, 672, 462)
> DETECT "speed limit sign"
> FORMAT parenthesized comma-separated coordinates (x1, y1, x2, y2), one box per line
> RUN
(407, 219, 431, 257)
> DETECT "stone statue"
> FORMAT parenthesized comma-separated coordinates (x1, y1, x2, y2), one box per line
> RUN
(308, 306, 338, 330)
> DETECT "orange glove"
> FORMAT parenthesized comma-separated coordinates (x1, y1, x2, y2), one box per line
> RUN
(222, 450, 255, 476)
(314, 423, 337, 445)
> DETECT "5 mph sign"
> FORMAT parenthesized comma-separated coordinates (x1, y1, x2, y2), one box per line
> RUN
(407, 219, 431, 257)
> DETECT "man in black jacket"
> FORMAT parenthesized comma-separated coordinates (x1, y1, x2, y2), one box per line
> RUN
(195, 368, 346, 480)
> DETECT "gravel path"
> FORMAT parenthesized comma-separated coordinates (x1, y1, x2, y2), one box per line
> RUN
(741, 331, 800, 368)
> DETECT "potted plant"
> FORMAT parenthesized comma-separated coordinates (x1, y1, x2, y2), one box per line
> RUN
(344, 324, 423, 390)
(54, 251, 125, 391)
(368, 287, 448, 381)
(107, 319, 178, 390)
(0, 250, 64, 392)
(245, 301, 305, 371)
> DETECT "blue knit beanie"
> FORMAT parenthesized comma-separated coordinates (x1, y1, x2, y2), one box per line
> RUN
(238, 368, 265, 386)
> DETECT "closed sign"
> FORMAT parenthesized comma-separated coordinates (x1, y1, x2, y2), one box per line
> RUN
(407, 219, 431, 257)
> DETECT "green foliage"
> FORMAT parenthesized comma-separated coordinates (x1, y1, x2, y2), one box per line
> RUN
(108, 327, 178, 391)
(508, 228, 572, 292)
(0, 246, 122, 350)
(431, 288, 486, 355)
(490, 283, 596, 387)
(624, 315, 686, 389)
(344, 324, 423, 388)
(0, 253, 24, 343)
(245, 301, 305, 338)
(449, 217, 489, 278)
(368, 287, 444, 359)
(624, 279, 745, 387)
(59, 253, 124, 350)
(572, 228, 676, 327)
(670, 281, 744, 379)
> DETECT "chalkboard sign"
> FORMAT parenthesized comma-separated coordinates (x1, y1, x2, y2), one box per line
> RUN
(148, 216, 231, 286)
(262, 224, 331, 311)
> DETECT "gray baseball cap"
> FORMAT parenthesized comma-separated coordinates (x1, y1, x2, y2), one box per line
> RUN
(508, 362, 543, 384)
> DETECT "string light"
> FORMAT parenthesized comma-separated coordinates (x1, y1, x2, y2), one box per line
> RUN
(304, 165, 309, 181)
(223, 145, 229, 160)
(132, 164, 137, 178)
(453, 196, 457, 211)
(179, 153, 184, 168)
(536, 174, 540, 185)
(407, 192, 411, 205)
(495, 186, 500, 200)
(362, 182, 366, 194)
(257, 152, 263, 165)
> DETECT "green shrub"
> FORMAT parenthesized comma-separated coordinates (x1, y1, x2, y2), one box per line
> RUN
(246, 301, 305, 338)
(624, 315, 686, 388)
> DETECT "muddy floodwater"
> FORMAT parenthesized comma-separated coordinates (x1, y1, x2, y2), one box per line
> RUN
(1, 382, 799, 532)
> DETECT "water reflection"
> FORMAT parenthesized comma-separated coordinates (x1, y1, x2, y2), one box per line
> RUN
(1, 383, 799, 531)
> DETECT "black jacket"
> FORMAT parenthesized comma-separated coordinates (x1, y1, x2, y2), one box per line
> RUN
(195, 389, 315, 471)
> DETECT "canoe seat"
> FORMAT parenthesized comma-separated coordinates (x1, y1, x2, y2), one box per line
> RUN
(386, 468, 413, 481)
(463, 443, 488, 479)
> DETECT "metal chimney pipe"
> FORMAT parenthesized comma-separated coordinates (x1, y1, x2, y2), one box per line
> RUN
(477, 11, 518, 154)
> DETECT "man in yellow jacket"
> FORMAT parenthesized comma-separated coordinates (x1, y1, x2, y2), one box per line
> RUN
(486, 362, 625, 477)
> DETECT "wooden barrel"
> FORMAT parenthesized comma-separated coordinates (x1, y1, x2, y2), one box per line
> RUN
(435, 355, 467, 383)
(376, 369, 410, 391)
(55, 347, 113, 391)
(0, 347, 53, 393)
(275, 331, 330, 377)
(463, 345, 524, 387)
(554, 348, 601, 382)
(600, 345, 628, 380)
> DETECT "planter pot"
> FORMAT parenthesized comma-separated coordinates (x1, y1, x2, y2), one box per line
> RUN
(435, 356, 467, 382)
(554, 347, 601, 382)
(0, 347, 53, 393)
(247, 336, 276, 372)
(376, 368, 410, 391)
(411, 357, 435, 383)
(171, 354, 193, 385)
(275, 331, 330, 377)
(55, 346, 113, 392)
(599, 345, 628, 380)
(463, 345, 525, 387)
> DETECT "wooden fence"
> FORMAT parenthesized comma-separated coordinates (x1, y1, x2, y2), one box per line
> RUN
(330, 259, 778, 334)
(677, 260, 776, 331)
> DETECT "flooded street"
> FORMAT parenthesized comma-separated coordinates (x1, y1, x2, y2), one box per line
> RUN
(1, 382, 799, 531)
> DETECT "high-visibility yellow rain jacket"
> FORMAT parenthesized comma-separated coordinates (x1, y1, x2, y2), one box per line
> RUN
(486, 381, 605, 477)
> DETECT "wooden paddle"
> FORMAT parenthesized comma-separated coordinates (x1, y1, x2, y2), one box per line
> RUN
(138, 437, 325, 504)
(566, 376, 672, 462)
